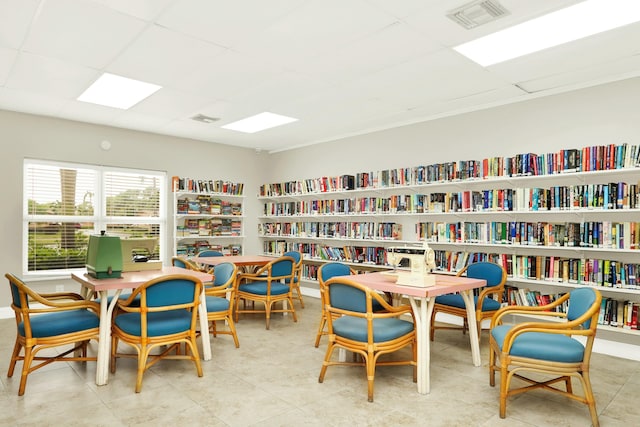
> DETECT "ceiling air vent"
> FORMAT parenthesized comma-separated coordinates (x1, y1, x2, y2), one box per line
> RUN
(447, 0, 510, 30)
(191, 114, 220, 124)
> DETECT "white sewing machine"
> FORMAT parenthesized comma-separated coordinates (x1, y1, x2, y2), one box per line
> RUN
(386, 242, 437, 287)
(120, 237, 162, 272)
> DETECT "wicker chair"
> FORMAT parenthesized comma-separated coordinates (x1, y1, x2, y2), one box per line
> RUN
(204, 262, 240, 348)
(283, 250, 305, 308)
(234, 255, 297, 329)
(489, 287, 602, 427)
(314, 262, 356, 347)
(6, 273, 100, 396)
(110, 274, 203, 392)
(430, 261, 507, 343)
(319, 276, 417, 402)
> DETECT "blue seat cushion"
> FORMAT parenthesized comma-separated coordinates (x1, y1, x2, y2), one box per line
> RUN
(19, 309, 99, 338)
(333, 316, 414, 343)
(114, 310, 192, 337)
(239, 281, 290, 296)
(435, 294, 501, 311)
(491, 324, 585, 363)
(206, 296, 230, 312)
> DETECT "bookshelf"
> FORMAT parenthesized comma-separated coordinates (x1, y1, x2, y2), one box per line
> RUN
(172, 177, 244, 257)
(257, 143, 640, 336)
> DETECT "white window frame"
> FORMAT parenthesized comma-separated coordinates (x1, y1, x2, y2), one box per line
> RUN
(23, 159, 167, 278)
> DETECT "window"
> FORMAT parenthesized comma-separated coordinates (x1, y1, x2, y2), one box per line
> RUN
(23, 159, 166, 276)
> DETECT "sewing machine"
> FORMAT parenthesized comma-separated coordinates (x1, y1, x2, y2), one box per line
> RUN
(386, 242, 437, 287)
(120, 237, 162, 272)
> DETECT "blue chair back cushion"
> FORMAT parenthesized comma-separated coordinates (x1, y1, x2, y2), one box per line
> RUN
(333, 316, 414, 343)
(213, 262, 235, 287)
(19, 309, 99, 338)
(329, 283, 367, 312)
(283, 251, 301, 263)
(320, 262, 352, 282)
(567, 288, 598, 329)
(271, 259, 294, 277)
(206, 295, 230, 312)
(198, 250, 223, 257)
(466, 262, 504, 287)
(146, 279, 197, 307)
(491, 324, 585, 363)
(173, 258, 187, 268)
(239, 281, 290, 296)
(434, 294, 501, 311)
(115, 310, 192, 337)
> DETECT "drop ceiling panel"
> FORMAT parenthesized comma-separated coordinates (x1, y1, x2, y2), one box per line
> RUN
(157, 0, 302, 49)
(0, 47, 17, 85)
(0, 0, 40, 49)
(130, 87, 213, 119)
(0, 87, 67, 116)
(57, 99, 122, 124)
(107, 24, 228, 87)
(90, 0, 175, 21)
(21, 0, 147, 69)
(5, 52, 97, 99)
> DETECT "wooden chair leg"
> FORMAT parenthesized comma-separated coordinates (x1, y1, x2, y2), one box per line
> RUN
(314, 315, 327, 348)
(499, 363, 509, 418)
(581, 371, 599, 427)
(366, 352, 375, 402)
(18, 346, 34, 396)
(7, 340, 22, 377)
(227, 317, 240, 348)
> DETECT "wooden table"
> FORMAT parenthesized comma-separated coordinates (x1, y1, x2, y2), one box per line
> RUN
(71, 266, 213, 386)
(339, 271, 486, 394)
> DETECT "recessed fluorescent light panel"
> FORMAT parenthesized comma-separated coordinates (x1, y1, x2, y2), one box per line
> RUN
(222, 112, 298, 133)
(77, 73, 161, 109)
(454, 0, 640, 66)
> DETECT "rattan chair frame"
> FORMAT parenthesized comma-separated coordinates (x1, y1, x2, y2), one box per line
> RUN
(314, 263, 356, 347)
(110, 274, 204, 392)
(6, 273, 100, 396)
(234, 255, 297, 330)
(488, 289, 602, 427)
(204, 262, 240, 348)
(430, 262, 507, 343)
(318, 277, 417, 402)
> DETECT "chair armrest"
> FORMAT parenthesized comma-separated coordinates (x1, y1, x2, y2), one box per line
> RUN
(38, 291, 85, 301)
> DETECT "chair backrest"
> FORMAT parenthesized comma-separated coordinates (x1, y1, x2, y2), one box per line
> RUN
(567, 287, 600, 329)
(268, 256, 295, 278)
(327, 279, 368, 313)
(465, 262, 506, 288)
(318, 262, 353, 285)
(283, 250, 301, 264)
(198, 250, 224, 257)
(7, 273, 27, 310)
(172, 256, 188, 269)
(212, 262, 237, 288)
(142, 276, 202, 308)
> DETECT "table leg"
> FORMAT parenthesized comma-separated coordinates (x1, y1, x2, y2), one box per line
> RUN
(95, 289, 121, 386)
(460, 289, 482, 366)
(198, 289, 212, 360)
(409, 296, 435, 394)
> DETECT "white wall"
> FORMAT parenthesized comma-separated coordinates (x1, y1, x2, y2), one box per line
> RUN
(0, 110, 264, 306)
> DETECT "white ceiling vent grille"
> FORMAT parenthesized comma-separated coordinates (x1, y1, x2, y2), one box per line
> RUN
(191, 114, 220, 124)
(447, 0, 509, 30)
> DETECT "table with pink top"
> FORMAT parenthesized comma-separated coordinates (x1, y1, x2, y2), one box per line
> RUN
(193, 254, 273, 269)
(337, 271, 486, 394)
(71, 266, 213, 386)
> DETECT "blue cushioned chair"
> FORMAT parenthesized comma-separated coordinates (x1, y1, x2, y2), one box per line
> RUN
(314, 262, 356, 347)
(318, 277, 416, 402)
(197, 250, 224, 257)
(283, 250, 305, 308)
(430, 261, 506, 343)
(204, 262, 239, 348)
(171, 256, 200, 271)
(489, 287, 602, 427)
(110, 274, 204, 392)
(234, 255, 297, 330)
(6, 273, 100, 396)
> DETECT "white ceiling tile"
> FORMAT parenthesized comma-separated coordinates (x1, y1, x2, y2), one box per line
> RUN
(5, 52, 98, 98)
(130, 87, 213, 119)
(58, 99, 122, 124)
(89, 0, 175, 21)
(0, 46, 18, 85)
(0, 86, 67, 116)
(0, 0, 40, 49)
(157, 0, 302, 48)
(110, 110, 174, 131)
(107, 24, 228, 87)
(22, 0, 147, 69)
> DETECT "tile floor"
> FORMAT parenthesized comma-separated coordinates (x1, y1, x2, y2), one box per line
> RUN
(1, 296, 639, 426)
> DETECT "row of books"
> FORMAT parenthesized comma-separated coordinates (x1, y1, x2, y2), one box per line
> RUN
(179, 218, 242, 236)
(258, 143, 640, 197)
(434, 250, 640, 289)
(418, 221, 640, 250)
(503, 286, 639, 330)
(176, 242, 242, 257)
(262, 241, 389, 265)
(177, 195, 242, 215)
(172, 176, 244, 195)
(259, 221, 402, 240)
